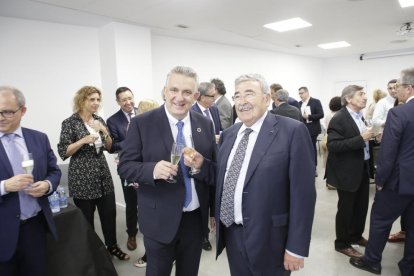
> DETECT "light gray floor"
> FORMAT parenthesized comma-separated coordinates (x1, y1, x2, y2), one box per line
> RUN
(94, 156, 404, 276)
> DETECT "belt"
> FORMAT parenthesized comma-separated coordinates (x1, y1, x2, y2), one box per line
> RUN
(20, 212, 41, 225)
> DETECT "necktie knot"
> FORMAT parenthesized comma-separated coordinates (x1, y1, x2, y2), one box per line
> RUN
(176, 120, 184, 130)
(244, 128, 253, 136)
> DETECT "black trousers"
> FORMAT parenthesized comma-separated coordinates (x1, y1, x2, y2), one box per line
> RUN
(310, 134, 318, 166)
(120, 178, 138, 237)
(0, 213, 47, 276)
(364, 189, 414, 276)
(335, 163, 370, 249)
(74, 192, 117, 247)
(224, 223, 291, 276)
(144, 208, 203, 276)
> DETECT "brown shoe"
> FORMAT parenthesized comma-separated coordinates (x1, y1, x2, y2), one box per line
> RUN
(336, 247, 363, 258)
(127, 236, 137, 251)
(356, 237, 368, 247)
(388, 231, 405, 243)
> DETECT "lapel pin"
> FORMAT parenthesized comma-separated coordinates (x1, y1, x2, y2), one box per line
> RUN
(197, 128, 202, 133)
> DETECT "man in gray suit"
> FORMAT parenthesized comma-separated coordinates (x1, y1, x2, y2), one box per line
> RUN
(211, 78, 233, 129)
(271, 89, 303, 122)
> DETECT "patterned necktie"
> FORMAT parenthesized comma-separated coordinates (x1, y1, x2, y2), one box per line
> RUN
(203, 109, 211, 120)
(127, 113, 133, 131)
(176, 121, 192, 207)
(5, 134, 39, 219)
(220, 128, 253, 227)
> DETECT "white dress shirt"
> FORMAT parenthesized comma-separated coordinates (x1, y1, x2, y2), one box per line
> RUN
(346, 107, 370, 160)
(164, 105, 200, 212)
(372, 95, 395, 127)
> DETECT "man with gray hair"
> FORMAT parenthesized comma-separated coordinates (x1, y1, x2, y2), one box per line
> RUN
(270, 89, 303, 121)
(216, 74, 316, 275)
(118, 66, 217, 275)
(326, 85, 373, 259)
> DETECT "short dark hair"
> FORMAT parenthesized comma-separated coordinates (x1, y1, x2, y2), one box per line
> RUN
(328, 96, 342, 112)
(270, 83, 283, 92)
(211, 78, 226, 95)
(116, 87, 132, 100)
(388, 79, 397, 85)
(298, 86, 308, 92)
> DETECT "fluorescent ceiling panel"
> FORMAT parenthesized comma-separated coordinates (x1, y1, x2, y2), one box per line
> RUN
(399, 0, 414, 8)
(263, 17, 312, 32)
(318, 41, 351, 49)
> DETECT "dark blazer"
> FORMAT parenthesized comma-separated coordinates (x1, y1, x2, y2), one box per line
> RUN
(271, 102, 303, 122)
(106, 108, 138, 153)
(117, 106, 217, 243)
(0, 128, 61, 262)
(191, 103, 222, 135)
(215, 113, 316, 268)
(299, 97, 324, 136)
(375, 100, 414, 195)
(326, 107, 368, 192)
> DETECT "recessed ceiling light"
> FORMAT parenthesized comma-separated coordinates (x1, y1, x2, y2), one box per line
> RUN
(399, 0, 414, 8)
(263, 17, 312, 32)
(318, 41, 351, 49)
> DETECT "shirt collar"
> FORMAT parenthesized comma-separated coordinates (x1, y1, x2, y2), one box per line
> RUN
(0, 126, 23, 139)
(406, 96, 414, 103)
(164, 105, 190, 127)
(196, 102, 208, 113)
(346, 106, 363, 120)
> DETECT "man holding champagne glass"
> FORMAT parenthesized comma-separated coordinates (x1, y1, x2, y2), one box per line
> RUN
(118, 66, 217, 276)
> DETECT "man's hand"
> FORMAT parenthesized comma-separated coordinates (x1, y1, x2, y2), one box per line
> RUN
(182, 147, 204, 170)
(283, 252, 304, 271)
(361, 130, 373, 141)
(4, 174, 33, 192)
(302, 112, 309, 120)
(153, 160, 178, 180)
(25, 181, 50, 197)
(210, 217, 216, 232)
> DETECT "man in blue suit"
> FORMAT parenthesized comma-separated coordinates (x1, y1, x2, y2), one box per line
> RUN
(215, 74, 316, 276)
(191, 81, 221, 251)
(350, 68, 414, 276)
(0, 86, 61, 276)
(118, 66, 216, 276)
(106, 86, 139, 251)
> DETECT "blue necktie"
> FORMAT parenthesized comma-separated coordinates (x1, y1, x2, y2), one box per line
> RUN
(176, 121, 192, 207)
(5, 134, 39, 219)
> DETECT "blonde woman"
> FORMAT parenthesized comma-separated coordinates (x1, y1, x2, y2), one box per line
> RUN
(365, 89, 387, 121)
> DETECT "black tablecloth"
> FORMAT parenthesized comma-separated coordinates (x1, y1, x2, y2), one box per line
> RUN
(47, 203, 118, 276)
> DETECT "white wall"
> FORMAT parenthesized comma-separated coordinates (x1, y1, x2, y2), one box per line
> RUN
(1, 15, 414, 206)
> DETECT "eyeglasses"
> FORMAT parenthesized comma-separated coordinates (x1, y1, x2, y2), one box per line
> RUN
(0, 106, 23, 118)
(233, 92, 257, 102)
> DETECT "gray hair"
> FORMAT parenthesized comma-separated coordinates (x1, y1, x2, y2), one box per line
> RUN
(274, 89, 289, 102)
(235, 74, 269, 94)
(198, 82, 214, 97)
(0, 86, 26, 106)
(401, 67, 414, 86)
(166, 66, 199, 89)
(341, 85, 364, 106)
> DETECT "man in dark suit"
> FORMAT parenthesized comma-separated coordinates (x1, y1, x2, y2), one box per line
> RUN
(326, 85, 372, 259)
(350, 68, 414, 276)
(211, 78, 233, 129)
(106, 86, 139, 251)
(270, 83, 299, 109)
(191, 81, 221, 251)
(270, 89, 303, 122)
(118, 66, 216, 276)
(0, 86, 61, 276)
(298, 86, 324, 175)
(215, 74, 316, 276)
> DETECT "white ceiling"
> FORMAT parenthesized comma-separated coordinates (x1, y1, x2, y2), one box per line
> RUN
(1, 0, 414, 58)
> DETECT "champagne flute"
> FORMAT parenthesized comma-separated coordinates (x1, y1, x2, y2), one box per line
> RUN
(21, 153, 34, 189)
(167, 142, 182, 183)
(185, 136, 200, 175)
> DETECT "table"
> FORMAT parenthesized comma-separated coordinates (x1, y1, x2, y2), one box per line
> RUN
(47, 203, 118, 276)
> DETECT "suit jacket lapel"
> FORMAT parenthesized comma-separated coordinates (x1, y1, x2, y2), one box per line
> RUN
(343, 108, 361, 135)
(156, 107, 175, 155)
(0, 137, 14, 176)
(244, 113, 279, 186)
(21, 128, 39, 181)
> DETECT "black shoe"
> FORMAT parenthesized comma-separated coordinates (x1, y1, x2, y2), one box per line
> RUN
(350, 257, 381, 275)
(202, 238, 212, 251)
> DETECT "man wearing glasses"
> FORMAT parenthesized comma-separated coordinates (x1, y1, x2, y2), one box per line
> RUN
(0, 86, 61, 276)
(350, 68, 414, 276)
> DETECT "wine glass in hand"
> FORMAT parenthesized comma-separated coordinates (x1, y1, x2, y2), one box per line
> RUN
(185, 136, 200, 175)
(21, 153, 34, 189)
(167, 142, 182, 183)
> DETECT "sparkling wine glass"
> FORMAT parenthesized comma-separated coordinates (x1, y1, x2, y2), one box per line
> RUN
(21, 153, 34, 189)
(185, 136, 200, 175)
(167, 142, 183, 183)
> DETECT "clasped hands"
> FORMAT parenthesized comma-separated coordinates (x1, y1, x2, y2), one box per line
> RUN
(154, 147, 204, 181)
(5, 174, 49, 197)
